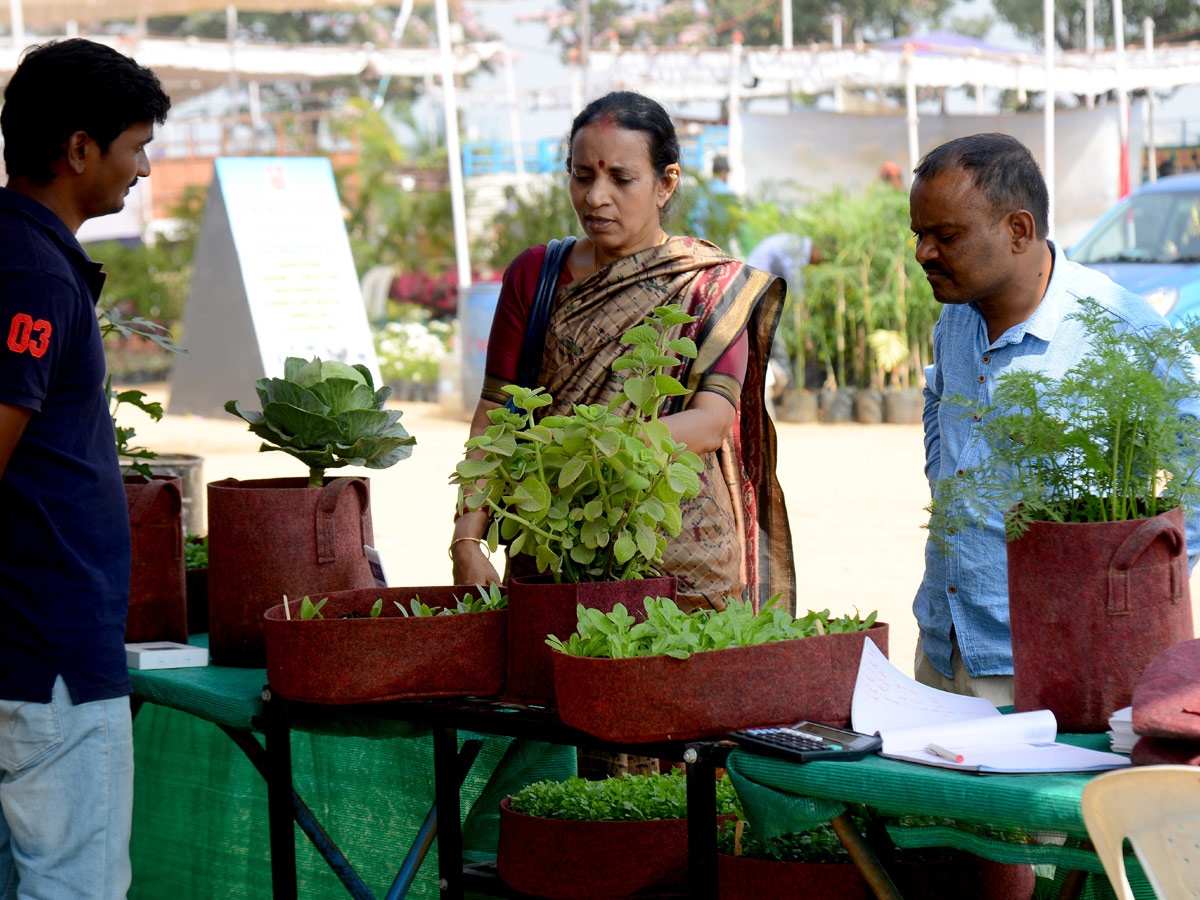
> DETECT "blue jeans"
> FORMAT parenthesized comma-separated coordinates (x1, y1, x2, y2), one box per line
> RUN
(0, 677, 133, 900)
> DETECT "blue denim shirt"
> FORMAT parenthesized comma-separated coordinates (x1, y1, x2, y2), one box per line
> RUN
(915, 244, 1200, 678)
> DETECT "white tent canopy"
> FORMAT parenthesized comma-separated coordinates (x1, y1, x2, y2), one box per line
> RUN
(0, 0, 373, 28)
(0, 34, 505, 78)
(587, 39, 1200, 100)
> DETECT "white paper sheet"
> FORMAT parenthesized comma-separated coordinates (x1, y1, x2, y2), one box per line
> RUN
(851, 639, 999, 734)
(849, 641, 1130, 774)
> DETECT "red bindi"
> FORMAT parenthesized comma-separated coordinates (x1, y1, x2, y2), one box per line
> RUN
(598, 160, 605, 168)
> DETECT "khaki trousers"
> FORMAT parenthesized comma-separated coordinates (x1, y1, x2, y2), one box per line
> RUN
(913, 634, 1015, 708)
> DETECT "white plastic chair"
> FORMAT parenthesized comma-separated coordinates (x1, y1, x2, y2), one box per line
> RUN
(1081, 765, 1200, 900)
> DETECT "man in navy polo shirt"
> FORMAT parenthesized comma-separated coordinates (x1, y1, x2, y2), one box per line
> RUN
(0, 39, 169, 899)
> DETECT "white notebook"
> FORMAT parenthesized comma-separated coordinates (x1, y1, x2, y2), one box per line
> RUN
(850, 641, 1131, 775)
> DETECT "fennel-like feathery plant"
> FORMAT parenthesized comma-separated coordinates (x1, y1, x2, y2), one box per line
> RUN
(927, 299, 1200, 546)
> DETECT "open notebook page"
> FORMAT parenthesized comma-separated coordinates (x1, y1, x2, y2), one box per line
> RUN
(850, 641, 1129, 774)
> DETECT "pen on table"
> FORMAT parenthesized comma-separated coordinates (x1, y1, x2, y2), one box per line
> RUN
(927, 743, 965, 764)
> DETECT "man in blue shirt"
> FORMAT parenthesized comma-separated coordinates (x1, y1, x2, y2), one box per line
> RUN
(910, 133, 1200, 705)
(0, 39, 169, 899)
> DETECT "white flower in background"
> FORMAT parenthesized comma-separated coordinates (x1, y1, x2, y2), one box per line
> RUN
(374, 319, 455, 384)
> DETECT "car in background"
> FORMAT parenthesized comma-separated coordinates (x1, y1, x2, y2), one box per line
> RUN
(1069, 173, 1200, 323)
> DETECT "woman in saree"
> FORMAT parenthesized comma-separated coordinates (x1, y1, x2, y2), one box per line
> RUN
(450, 90, 794, 616)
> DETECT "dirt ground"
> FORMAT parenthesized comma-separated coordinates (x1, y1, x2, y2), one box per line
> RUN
(128, 384, 1200, 681)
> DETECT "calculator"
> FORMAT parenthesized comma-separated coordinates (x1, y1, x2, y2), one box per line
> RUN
(728, 720, 883, 763)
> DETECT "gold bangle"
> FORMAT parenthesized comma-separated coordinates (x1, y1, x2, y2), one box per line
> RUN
(448, 536, 491, 560)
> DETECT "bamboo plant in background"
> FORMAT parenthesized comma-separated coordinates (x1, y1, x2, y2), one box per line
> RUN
(793, 182, 937, 391)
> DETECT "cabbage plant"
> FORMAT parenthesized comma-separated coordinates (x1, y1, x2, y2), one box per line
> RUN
(226, 356, 416, 488)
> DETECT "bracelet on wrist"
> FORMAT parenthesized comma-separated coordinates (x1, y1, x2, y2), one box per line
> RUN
(448, 536, 491, 560)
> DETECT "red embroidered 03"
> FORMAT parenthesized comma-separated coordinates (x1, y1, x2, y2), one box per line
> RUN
(7, 313, 52, 358)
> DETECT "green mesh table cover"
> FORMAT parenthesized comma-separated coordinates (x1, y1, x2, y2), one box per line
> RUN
(724, 736, 1158, 900)
(128, 636, 263, 731)
(725, 734, 1131, 875)
(129, 637, 575, 900)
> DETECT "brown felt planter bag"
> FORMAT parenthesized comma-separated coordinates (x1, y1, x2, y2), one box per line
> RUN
(263, 586, 506, 703)
(1008, 507, 1194, 733)
(207, 476, 375, 667)
(553, 622, 889, 742)
(718, 850, 1035, 900)
(124, 474, 187, 644)
(497, 797, 689, 899)
(504, 574, 675, 705)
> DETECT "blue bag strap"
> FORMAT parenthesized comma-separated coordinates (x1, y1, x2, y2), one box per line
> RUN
(505, 236, 577, 413)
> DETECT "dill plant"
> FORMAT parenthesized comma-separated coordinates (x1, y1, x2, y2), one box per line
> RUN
(927, 299, 1200, 544)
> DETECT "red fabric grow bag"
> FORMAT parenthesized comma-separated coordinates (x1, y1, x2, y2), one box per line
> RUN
(719, 855, 871, 900)
(207, 476, 375, 667)
(124, 474, 187, 644)
(504, 575, 676, 705)
(1008, 508, 1194, 732)
(497, 797, 688, 899)
(263, 586, 506, 703)
(553, 622, 889, 742)
(1132, 637, 1200, 741)
(718, 851, 1034, 900)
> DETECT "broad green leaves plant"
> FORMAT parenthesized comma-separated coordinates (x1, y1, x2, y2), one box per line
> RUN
(450, 305, 706, 582)
(928, 300, 1200, 544)
(226, 356, 416, 488)
(509, 770, 742, 821)
(546, 596, 878, 659)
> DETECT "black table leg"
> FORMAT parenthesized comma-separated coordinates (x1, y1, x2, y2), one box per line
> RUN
(262, 687, 298, 900)
(684, 743, 720, 900)
(220, 725, 375, 900)
(433, 726, 463, 900)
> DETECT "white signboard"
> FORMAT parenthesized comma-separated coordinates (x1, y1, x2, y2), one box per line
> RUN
(169, 157, 381, 418)
(216, 157, 380, 381)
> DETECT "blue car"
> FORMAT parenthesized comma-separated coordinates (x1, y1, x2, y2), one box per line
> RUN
(1069, 173, 1200, 323)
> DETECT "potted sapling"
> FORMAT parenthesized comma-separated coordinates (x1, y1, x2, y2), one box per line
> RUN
(450, 304, 705, 703)
(211, 356, 416, 666)
(547, 596, 887, 742)
(497, 770, 742, 899)
(927, 299, 1200, 731)
(264, 584, 509, 703)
